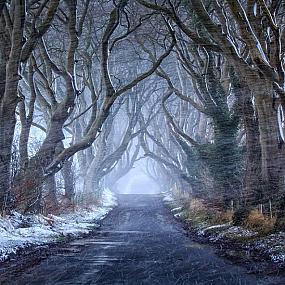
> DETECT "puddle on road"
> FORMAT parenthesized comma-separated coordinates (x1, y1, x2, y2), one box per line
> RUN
(82, 270, 100, 276)
(70, 239, 127, 246)
(58, 247, 82, 253)
(98, 230, 148, 234)
(184, 242, 208, 249)
(84, 256, 119, 264)
(89, 256, 119, 260)
(87, 241, 127, 245)
(55, 237, 128, 260)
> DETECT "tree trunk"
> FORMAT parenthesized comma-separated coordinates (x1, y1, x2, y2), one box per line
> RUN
(254, 87, 285, 229)
(242, 94, 262, 206)
(212, 124, 241, 207)
(62, 159, 75, 205)
(0, 28, 9, 212)
(18, 101, 30, 168)
(0, 2, 25, 212)
(83, 169, 101, 206)
(255, 94, 284, 192)
(275, 192, 285, 230)
(0, 110, 17, 212)
(197, 113, 207, 143)
(44, 174, 58, 213)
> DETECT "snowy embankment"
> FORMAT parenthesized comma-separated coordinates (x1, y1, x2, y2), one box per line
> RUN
(0, 189, 117, 262)
(162, 191, 285, 265)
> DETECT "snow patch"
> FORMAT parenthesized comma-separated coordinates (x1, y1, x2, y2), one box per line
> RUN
(174, 212, 184, 218)
(198, 226, 258, 242)
(198, 223, 231, 236)
(0, 188, 117, 262)
(161, 191, 174, 202)
(217, 226, 258, 239)
(171, 207, 182, 212)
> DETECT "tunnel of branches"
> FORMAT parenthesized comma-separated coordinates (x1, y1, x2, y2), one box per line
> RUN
(1, 0, 285, 229)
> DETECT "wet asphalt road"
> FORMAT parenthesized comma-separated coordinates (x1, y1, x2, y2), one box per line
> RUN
(3, 195, 275, 284)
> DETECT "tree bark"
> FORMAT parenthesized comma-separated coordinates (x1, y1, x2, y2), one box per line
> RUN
(254, 84, 285, 211)
(255, 92, 285, 229)
(0, 109, 17, 212)
(44, 174, 58, 213)
(62, 159, 75, 204)
(242, 93, 262, 206)
(0, 1, 25, 212)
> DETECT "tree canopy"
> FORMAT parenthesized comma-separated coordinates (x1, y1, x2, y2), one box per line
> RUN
(1, 0, 285, 229)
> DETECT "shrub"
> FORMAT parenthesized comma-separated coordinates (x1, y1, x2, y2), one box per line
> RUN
(233, 207, 250, 226)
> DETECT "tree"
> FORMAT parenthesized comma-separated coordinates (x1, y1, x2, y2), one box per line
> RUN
(137, 0, 285, 226)
(0, 0, 59, 212)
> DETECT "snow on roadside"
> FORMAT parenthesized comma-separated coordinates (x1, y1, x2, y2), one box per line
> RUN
(212, 226, 258, 240)
(161, 193, 285, 264)
(0, 188, 117, 262)
(196, 223, 285, 263)
(253, 232, 285, 263)
(197, 223, 231, 236)
(196, 224, 285, 263)
(161, 191, 175, 203)
(171, 207, 182, 212)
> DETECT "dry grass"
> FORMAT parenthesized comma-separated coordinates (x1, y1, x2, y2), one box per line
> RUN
(184, 201, 275, 234)
(185, 199, 208, 218)
(183, 198, 208, 224)
(189, 198, 207, 212)
(215, 210, 233, 224)
(245, 209, 275, 234)
(183, 198, 233, 226)
(189, 199, 233, 221)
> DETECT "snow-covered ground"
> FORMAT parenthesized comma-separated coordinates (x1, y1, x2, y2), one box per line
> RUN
(0, 188, 117, 262)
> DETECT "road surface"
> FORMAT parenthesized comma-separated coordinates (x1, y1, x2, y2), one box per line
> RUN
(3, 195, 276, 284)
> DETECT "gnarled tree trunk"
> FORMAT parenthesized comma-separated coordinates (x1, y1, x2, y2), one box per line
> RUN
(255, 93, 284, 193)
(0, 2, 25, 212)
(242, 93, 262, 206)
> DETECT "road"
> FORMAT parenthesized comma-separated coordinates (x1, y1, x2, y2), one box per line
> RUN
(3, 195, 276, 284)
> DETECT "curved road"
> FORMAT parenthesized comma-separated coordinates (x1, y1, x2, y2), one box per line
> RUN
(3, 195, 276, 284)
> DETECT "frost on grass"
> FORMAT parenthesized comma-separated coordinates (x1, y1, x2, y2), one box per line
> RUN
(0, 188, 117, 262)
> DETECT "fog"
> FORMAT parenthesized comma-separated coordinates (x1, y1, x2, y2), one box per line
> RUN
(116, 161, 160, 195)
